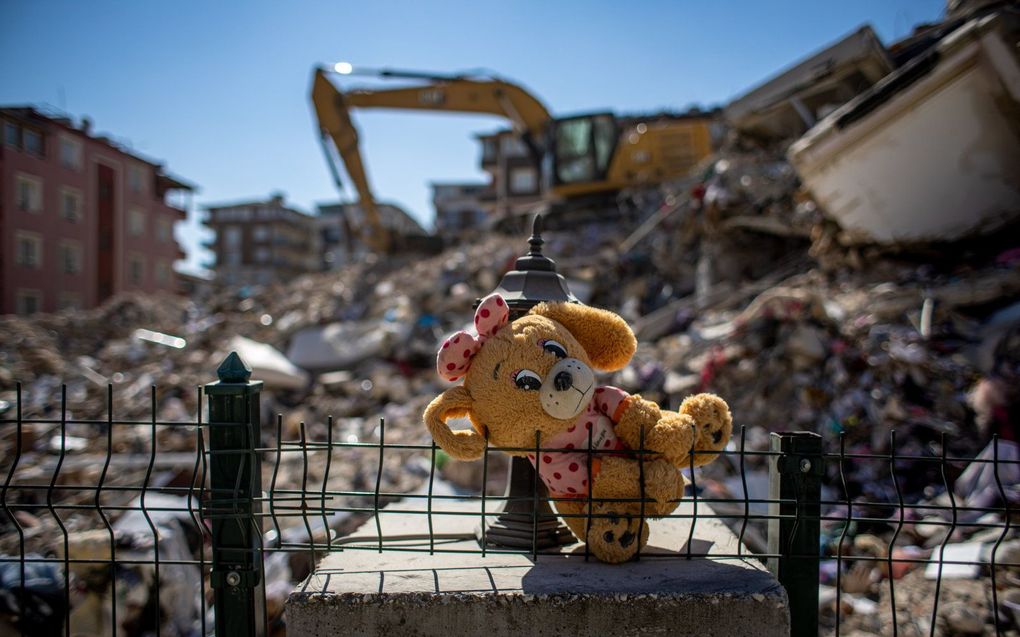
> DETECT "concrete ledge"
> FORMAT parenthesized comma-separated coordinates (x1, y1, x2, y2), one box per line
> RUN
(287, 500, 789, 636)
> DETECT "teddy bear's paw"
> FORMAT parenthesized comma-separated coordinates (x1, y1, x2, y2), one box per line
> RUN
(585, 506, 650, 564)
(679, 393, 733, 467)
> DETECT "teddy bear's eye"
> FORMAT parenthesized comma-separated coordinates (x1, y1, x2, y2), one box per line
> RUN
(541, 340, 567, 359)
(513, 369, 542, 391)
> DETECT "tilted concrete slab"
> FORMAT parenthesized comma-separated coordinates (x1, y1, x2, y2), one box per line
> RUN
(286, 499, 789, 636)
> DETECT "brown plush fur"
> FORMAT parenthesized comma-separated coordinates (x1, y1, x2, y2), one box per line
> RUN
(423, 300, 733, 563)
(530, 301, 637, 371)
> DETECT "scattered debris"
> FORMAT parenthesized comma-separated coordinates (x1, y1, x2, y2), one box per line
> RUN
(2, 5, 1019, 635)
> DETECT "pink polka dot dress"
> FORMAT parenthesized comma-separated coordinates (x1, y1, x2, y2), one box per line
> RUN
(527, 385, 630, 498)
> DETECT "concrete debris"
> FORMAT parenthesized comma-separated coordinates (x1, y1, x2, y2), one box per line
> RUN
(924, 541, 986, 580)
(286, 320, 407, 371)
(725, 25, 894, 140)
(228, 335, 308, 390)
(789, 11, 1020, 245)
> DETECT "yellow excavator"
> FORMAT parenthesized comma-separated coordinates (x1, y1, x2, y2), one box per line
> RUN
(311, 63, 713, 252)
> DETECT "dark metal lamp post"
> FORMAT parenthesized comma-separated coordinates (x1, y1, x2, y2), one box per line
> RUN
(478, 213, 576, 549)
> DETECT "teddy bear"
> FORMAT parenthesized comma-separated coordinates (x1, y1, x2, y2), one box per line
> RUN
(423, 293, 733, 563)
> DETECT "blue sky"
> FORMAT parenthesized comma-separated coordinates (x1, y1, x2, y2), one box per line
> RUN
(1, 0, 945, 274)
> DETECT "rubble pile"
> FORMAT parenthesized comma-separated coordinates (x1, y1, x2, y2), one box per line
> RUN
(3, 5, 1019, 633)
(0, 235, 517, 416)
(3, 136, 1020, 634)
(2, 140, 1019, 634)
(0, 236, 523, 636)
(0, 232, 522, 519)
(624, 258, 1020, 444)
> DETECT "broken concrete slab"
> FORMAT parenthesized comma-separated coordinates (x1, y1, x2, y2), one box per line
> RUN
(228, 334, 308, 389)
(286, 320, 409, 372)
(725, 25, 893, 140)
(789, 12, 1020, 245)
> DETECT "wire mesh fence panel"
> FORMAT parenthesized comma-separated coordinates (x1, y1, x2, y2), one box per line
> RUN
(818, 432, 1020, 636)
(0, 383, 212, 637)
(0, 377, 1017, 636)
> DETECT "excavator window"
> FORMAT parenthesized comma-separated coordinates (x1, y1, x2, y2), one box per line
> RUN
(553, 114, 617, 185)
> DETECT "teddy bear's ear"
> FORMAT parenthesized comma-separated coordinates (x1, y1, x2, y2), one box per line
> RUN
(423, 386, 486, 461)
(530, 302, 636, 372)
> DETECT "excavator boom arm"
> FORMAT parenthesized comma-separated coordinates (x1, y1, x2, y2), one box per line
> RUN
(312, 68, 390, 252)
(342, 78, 551, 136)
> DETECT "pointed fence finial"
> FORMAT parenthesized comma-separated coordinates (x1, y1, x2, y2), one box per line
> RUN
(528, 213, 544, 256)
(217, 351, 252, 383)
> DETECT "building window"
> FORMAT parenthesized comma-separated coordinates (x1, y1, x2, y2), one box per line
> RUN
(128, 208, 146, 236)
(509, 167, 538, 194)
(59, 136, 82, 170)
(253, 225, 270, 242)
(4, 122, 18, 147)
(23, 129, 43, 157)
(16, 290, 42, 315)
(226, 252, 242, 266)
(224, 226, 242, 248)
(60, 241, 83, 274)
(58, 293, 80, 311)
(503, 136, 528, 157)
(15, 232, 42, 268)
(155, 260, 171, 285)
(128, 254, 145, 285)
(156, 217, 172, 242)
(255, 247, 271, 263)
(16, 174, 43, 212)
(128, 164, 147, 193)
(60, 187, 83, 221)
(481, 138, 498, 162)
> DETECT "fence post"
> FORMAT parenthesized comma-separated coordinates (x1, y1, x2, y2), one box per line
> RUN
(767, 431, 823, 637)
(205, 352, 266, 637)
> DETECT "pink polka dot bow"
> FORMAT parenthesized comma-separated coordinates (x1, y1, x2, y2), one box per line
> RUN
(437, 293, 509, 382)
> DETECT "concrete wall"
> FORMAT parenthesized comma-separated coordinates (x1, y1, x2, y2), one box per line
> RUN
(287, 500, 790, 637)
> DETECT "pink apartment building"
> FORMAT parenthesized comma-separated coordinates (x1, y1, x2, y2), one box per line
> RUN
(0, 106, 194, 314)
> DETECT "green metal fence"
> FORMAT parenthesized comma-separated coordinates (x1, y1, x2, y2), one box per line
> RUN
(0, 352, 1016, 636)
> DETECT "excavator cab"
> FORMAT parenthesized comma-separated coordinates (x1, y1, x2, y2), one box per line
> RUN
(549, 113, 618, 186)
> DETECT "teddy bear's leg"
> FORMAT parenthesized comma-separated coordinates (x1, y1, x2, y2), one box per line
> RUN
(554, 499, 650, 564)
(583, 501, 650, 563)
(552, 499, 589, 542)
(678, 393, 733, 467)
(553, 457, 682, 543)
(582, 474, 688, 564)
(579, 457, 688, 563)
(557, 501, 664, 564)
(594, 456, 684, 516)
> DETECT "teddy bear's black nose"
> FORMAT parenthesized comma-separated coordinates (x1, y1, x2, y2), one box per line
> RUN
(554, 371, 573, 391)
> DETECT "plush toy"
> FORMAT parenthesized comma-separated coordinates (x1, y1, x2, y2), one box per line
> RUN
(423, 293, 733, 563)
